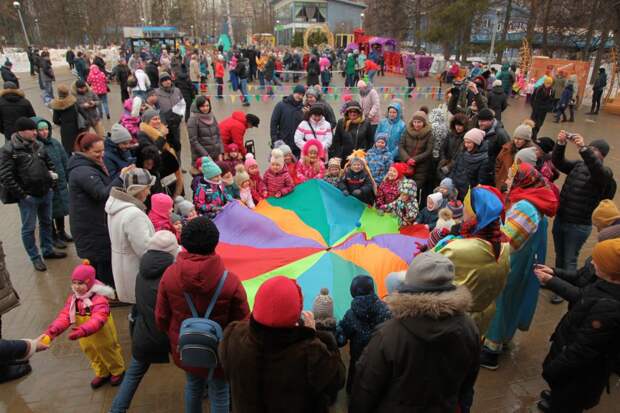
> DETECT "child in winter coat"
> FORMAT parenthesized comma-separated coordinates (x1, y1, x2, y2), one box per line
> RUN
(435, 208, 456, 232)
(366, 133, 393, 184)
(45, 261, 125, 389)
(245, 154, 264, 204)
(221, 143, 244, 172)
(170, 213, 183, 239)
(193, 156, 232, 219)
(119, 97, 141, 142)
(381, 178, 419, 227)
(336, 275, 391, 393)
(174, 196, 198, 223)
(437, 177, 458, 201)
(338, 150, 376, 205)
(277, 143, 299, 184)
(323, 157, 342, 186)
(312, 287, 337, 339)
(263, 148, 295, 198)
(148, 193, 178, 237)
(415, 192, 445, 230)
(234, 165, 256, 209)
(217, 161, 240, 199)
(449, 128, 491, 200)
(296, 139, 326, 183)
(375, 162, 408, 209)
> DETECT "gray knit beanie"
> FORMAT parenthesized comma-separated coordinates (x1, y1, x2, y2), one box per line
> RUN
(312, 288, 334, 320)
(513, 124, 533, 141)
(109, 123, 132, 144)
(399, 252, 456, 294)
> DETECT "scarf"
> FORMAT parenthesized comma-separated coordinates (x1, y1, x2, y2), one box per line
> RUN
(461, 218, 505, 260)
(77, 151, 109, 176)
(508, 164, 558, 217)
(345, 114, 365, 132)
(69, 288, 94, 324)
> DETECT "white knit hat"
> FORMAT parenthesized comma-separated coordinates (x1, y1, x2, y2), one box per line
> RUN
(147, 230, 180, 257)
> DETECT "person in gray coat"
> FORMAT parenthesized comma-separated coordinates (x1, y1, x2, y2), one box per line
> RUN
(155, 72, 185, 154)
(187, 95, 222, 163)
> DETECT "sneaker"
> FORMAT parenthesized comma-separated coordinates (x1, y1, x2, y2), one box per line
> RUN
(58, 231, 73, 243)
(33, 258, 47, 272)
(479, 349, 499, 370)
(537, 399, 551, 412)
(43, 251, 67, 259)
(90, 375, 110, 389)
(110, 374, 124, 386)
(0, 362, 32, 383)
(550, 294, 564, 304)
(106, 114, 111, 120)
(540, 390, 551, 402)
(242, 102, 250, 107)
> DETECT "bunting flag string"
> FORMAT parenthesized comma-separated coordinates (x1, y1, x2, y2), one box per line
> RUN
(205, 91, 443, 103)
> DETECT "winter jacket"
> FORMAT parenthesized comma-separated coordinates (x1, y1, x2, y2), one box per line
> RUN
(187, 103, 222, 162)
(345, 55, 356, 76)
(193, 177, 232, 219)
(103, 138, 135, 180)
(481, 119, 509, 165)
(132, 250, 174, 364)
(548, 257, 597, 304)
(450, 144, 491, 200)
(34, 117, 69, 218)
(336, 293, 391, 392)
(46, 284, 115, 339)
(552, 75, 567, 101)
(438, 128, 466, 180)
(50, 94, 80, 154)
(270, 95, 305, 149)
(135, 68, 152, 92)
(119, 100, 140, 139)
(350, 287, 480, 413)
(220, 111, 249, 156)
(532, 86, 555, 113)
(553, 144, 615, 225)
(306, 58, 320, 86)
(189, 59, 201, 83)
(105, 187, 155, 304)
(0, 66, 18, 88)
(294, 117, 333, 152)
(72, 82, 100, 125)
(593, 72, 607, 91)
(375, 177, 400, 209)
(0, 339, 30, 365)
(0, 242, 19, 317)
(429, 107, 450, 161)
(375, 102, 405, 160)
(249, 173, 264, 204)
(87, 65, 108, 95)
(263, 168, 295, 197)
(496, 64, 514, 95)
(155, 251, 250, 378)
(360, 88, 381, 125)
(381, 178, 419, 226)
(0, 89, 36, 139)
(487, 86, 508, 122)
(220, 317, 345, 413)
(74, 57, 88, 80)
(399, 124, 433, 189)
(331, 118, 373, 161)
(68, 154, 122, 262)
(366, 146, 392, 184)
(174, 72, 195, 113)
(39, 57, 55, 83)
(215, 62, 225, 79)
(338, 168, 375, 204)
(296, 159, 325, 183)
(557, 84, 574, 110)
(439, 238, 510, 333)
(542, 280, 620, 410)
(0, 133, 55, 199)
(494, 141, 533, 189)
(415, 207, 441, 230)
(156, 85, 185, 122)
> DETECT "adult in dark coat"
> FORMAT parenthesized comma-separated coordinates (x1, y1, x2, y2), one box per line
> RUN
(187, 96, 222, 163)
(487, 81, 508, 122)
(449, 128, 492, 201)
(330, 101, 373, 164)
(270, 87, 305, 157)
(0, 335, 48, 383)
(68, 133, 123, 287)
(111, 59, 131, 103)
(0, 83, 35, 141)
(109, 233, 177, 413)
(103, 124, 136, 180)
(437, 113, 468, 179)
(399, 110, 434, 195)
(535, 239, 620, 413)
(145, 60, 159, 90)
(307, 56, 321, 86)
(531, 78, 555, 139)
(1, 60, 19, 88)
(174, 69, 195, 122)
(220, 275, 345, 413)
(33, 116, 71, 248)
(74, 52, 88, 81)
(551, 132, 614, 275)
(65, 49, 75, 70)
(589, 67, 607, 115)
(477, 109, 509, 182)
(304, 86, 337, 128)
(50, 84, 81, 155)
(350, 252, 480, 413)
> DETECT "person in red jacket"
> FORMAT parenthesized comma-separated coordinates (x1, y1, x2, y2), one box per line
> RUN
(262, 148, 295, 198)
(219, 111, 260, 156)
(155, 216, 250, 413)
(215, 55, 225, 99)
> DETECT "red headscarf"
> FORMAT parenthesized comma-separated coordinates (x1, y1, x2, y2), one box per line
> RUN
(508, 163, 558, 217)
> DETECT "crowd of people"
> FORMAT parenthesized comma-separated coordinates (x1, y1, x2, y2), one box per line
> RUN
(0, 40, 619, 413)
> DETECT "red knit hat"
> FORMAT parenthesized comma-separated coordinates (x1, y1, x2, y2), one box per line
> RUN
(391, 162, 409, 179)
(71, 260, 96, 289)
(253, 276, 303, 328)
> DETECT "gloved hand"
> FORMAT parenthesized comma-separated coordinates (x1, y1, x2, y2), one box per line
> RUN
(68, 327, 86, 341)
(49, 171, 58, 180)
(407, 158, 416, 166)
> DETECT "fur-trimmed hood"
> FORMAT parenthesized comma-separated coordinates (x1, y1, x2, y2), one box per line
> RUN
(385, 285, 472, 320)
(49, 94, 77, 111)
(91, 282, 116, 299)
(0, 88, 25, 98)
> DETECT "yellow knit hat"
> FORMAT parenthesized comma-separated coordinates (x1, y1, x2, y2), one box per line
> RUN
(592, 239, 620, 279)
(592, 200, 620, 231)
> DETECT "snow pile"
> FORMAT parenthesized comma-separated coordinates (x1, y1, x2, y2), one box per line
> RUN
(0, 46, 122, 74)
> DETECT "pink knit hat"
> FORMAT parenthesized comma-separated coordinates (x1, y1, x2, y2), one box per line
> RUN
(463, 128, 485, 146)
(72, 260, 96, 289)
(244, 153, 258, 169)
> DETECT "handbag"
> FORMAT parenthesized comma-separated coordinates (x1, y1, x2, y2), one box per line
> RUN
(75, 104, 88, 130)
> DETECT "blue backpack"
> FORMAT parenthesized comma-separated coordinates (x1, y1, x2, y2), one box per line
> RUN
(178, 271, 228, 372)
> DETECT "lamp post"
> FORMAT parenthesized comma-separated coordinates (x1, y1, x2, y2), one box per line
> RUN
(360, 12, 365, 29)
(34, 18, 40, 42)
(13, 2, 30, 47)
(190, 24, 195, 38)
(488, 9, 501, 65)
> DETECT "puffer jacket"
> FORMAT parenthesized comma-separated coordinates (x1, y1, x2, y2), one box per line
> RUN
(296, 159, 325, 183)
(437, 125, 467, 180)
(132, 250, 174, 364)
(193, 177, 232, 219)
(366, 145, 393, 184)
(187, 102, 222, 163)
(86, 64, 108, 95)
(450, 143, 492, 200)
(0, 133, 55, 199)
(375, 177, 400, 209)
(429, 107, 450, 160)
(399, 124, 433, 189)
(375, 102, 405, 160)
(105, 187, 155, 304)
(360, 88, 381, 125)
(494, 140, 533, 189)
(103, 138, 135, 180)
(220, 111, 249, 156)
(487, 85, 508, 122)
(270, 95, 305, 149)
(0, 88, 36, 139)
(481, 119, 510, 166)
(331, 118, 373, 162)
(338, 168, 375, 205)
(350, 287, 480, 413)
(294, 117, 333, 152)
(72, 81, 100, 125)
(553, 143, 615, 225)
(262, 168, 295, 197)
(50, 93, 80, 155)
(34, 117, 69, 218)
(0, 242, 19, 317)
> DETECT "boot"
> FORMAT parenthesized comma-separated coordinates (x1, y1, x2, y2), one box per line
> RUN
(55, 218, 73, 243)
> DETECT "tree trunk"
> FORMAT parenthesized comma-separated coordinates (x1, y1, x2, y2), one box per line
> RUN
(541, 0, 553, 56)
(526, 0, 540, 45)
(497, 0, 513, 62)
(591, 18, 611, 85)
(415, 0, 422, 49)
(580, 0, 599, 61)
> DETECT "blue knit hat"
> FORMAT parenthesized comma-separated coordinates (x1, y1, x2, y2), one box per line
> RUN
(201, 156, 222, 179)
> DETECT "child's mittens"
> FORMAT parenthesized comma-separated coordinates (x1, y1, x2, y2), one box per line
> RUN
(68, 327, 87, 341)
(45, 326, 61, 339)
(407, 158, 416, 166)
